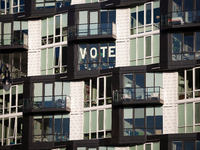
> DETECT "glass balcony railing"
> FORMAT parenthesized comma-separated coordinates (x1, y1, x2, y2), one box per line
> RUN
(162, 10, 200, 26)
(113, 87, 163, 103)
(2, 32, 28, 46)
(23, 95, 71, 110)
(68, 22, 116, 38)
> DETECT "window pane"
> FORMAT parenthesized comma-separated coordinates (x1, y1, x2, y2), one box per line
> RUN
(62, 13, 68, 35)
(48, 17, 53, 37)
(153, 1, 160, 24)
(106, 76, 112, 97)
(84, 111, 89, 133)
(138, 37, 144, 59)
(196, 103, 200, 123)
(138, 5, 144, 26)
(153, 34, 160, 56)
(99, 78, 104, 98)
(146, 3, 151, 24)
(99, 110, 104, 130)
(146, 36, 151, 57)
(41, 49, 46, 70)
(89, 44, 98, 63)
(106, 108, 111, 130)
(54, 47, 60, 66)
(34, 116, 42, 135)
(55, 15, 60, 35)
(185, 142, 194, 150)
(183, 33, 193, 52)
(146, 107, 154, 128)
(54, 115, 62, 135)
(173, 0, 182, 12)
(91, 110, 97, 132)
(155, 106, 163, 128)
(130, 38, 136, 60)
(173, 33, 182, 54)
(41, 19, 47, 38)
(34, 83, 42, 96)
(186, 69, 193, 92)
(91, 79, 97, 100)
(131, 7, 136, 28)
(48, 48, 53, 68)
(124, 108, 133, 128)
(63, 114, 70, 139)
(186, 103, 193, 125)
(43, 115, 53, 134)
(79, 44, 87, 64)
(178, 104, 185, 126)
(173, 141, 182, 150)
(196, 32, 200, 54)
(135, 108, 144, 127)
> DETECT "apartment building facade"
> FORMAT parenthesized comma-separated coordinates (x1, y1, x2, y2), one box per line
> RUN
(0, 0, 199, 150)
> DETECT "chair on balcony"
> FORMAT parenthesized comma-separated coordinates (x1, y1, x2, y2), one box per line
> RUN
(150, 93, 159, 100)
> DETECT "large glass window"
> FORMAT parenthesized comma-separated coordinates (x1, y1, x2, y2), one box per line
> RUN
(83, 108, 111, 139)
(0, 0, 25, 15)
(172, 32, 200, 61)
(41, 13, 68, 45)
(40, 45, 67, 75)
(130, 1, 160, 35)
(178, 68, 200, 100)
(33, 114, 70, 142)
(36, 0, 71, 9)
(78, 42, 115, 71)
(123, 106, 163, 136)
(130, 34, 160, 66)
(84, 76, 112, 108)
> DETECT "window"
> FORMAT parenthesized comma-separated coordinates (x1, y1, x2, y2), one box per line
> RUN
(40, 45, 67, 75)
(36, 0, 71, 9)
(123, 106, 163, 136)
(0, 0, 25, 15)
(33, 114, 70, 142)
(0, 85, 23, 115)
(0, 52, 27, 78)
(130, 142, 160, 150)
(130, 34, 160, 66)
(29, 82, 70, 110)
(172, 141, 197, 150)
(41, 13, 68, 45)
(123, 73, 163, 101)
(178, 102, 200, 133)
(178, 68, 200, 100)
(83, 108, 112, 139)
(0, 116, 22, 146)
(84, 76, 112, 108)
(78, 42, 115, 71)
(85, 0, 107, 3)
(0, 21, 28, 46)
(130, 1, 160, 35)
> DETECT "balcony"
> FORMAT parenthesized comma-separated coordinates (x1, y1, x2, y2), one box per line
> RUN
(162, 10, 200, 28)
(68, 22, 116, 42)
(0, 32, 28, 50)
(113, 87, 164, 106)
(23, 95, 71, 113)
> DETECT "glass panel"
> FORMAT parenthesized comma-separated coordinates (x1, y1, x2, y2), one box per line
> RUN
(48, 48, 53, 69)
(41, 49, 46, 70)
(84, 111, 89, 133)
(196, 33, 200, 52)
(146, 144, 151, 150)
(9, 118, 15, 137)
(90, 11, 98, 35)
(55, 15, 60, 36)
(11, 86, 16, 106)
(106, 76, 112, 98)
(137, 145, 144, 150)
(146, 3, 151, 24)
(130, 38, 136, 60)
(183, 33, 193, 53)
(91, 79, 97, 100)
(195, 103, 200, 123)
(186, 103, 193, 125)
(173, 33, 182, 54)
(185, 142, 194, 150)
(106, 108, 111, 130)
(153, 34, 160, 56)
(54, 47, 60, 66)
(17, 116, 22, 137)
(146, 36, 151, 57)
(34, 116, 42, 135)
(155, 106, 163, 129)
(91, 110, 97, 132)
(153, 142, 160, 150)
(197, 141, 200, 150)
(99, 78, 104, 98)
(44, 115, 53, 134)
(154, 1, 160, 24)
(173, 0, 182, 12)
(173, 141, 182, 150)
(89, 44, 98, 63)
(186, 69, 193, 92)
(99, 110, 104, 130)
(138, 37, 144, 59)
(78, 44, 87, 64)
(138, 5, 144, 26)
(44, 83, 53, 107)
(178, 104, 185, 126)
(131, 7, 136, 28)
(62, 13, 68, 35)
(63, 114, 70, 140)
(124, 108, 133, 128)
(135, 108, 144, 127)
(146, 107, 154, 128)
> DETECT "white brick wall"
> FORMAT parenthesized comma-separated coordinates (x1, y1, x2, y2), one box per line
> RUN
(28, 20, 41, 76)
(163, 72, 178, 134)
(115, 8, 130, 67)
(70, 81, 84, 140)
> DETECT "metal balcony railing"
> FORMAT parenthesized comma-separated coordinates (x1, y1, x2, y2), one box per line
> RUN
(23, 95, 71, 110)
(162, 10, 200, 26)
(113, 87, 163, 103)
(68, 22, 116, 38)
